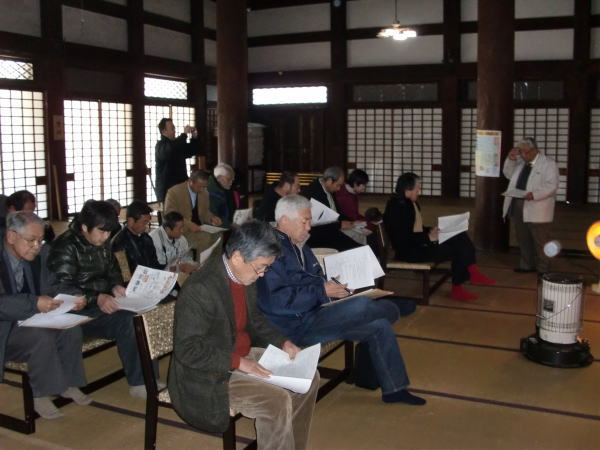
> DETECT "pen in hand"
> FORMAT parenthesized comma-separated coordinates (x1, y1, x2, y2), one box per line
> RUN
(330, 277, 352, 294)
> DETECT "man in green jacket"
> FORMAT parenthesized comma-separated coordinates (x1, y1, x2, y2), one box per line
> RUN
(168, 221, 319, 450)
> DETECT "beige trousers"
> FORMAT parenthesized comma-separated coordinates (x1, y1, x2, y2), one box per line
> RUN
(184, 230, 222, 261)
(228, 348, 320, 450)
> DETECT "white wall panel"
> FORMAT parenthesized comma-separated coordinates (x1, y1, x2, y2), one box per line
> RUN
(515, 30, 573, 61)
(248, 4, 329, 37)
(461, 33, 477, 62)
(63, 6, 127, 51)
(205, 39, 217, 67)
(591, 28, 600, 58)
(461, 0, 477, 21)
(348, 36, 443, 67)
(348, 0, 442, 29)
(204, 0, 216, 29)
(144, 0, 190, 23)
(0, 0, 41, 36)
(144, 25, 191, 62)
(249, 42, 330, 72)
(515, 0, 573, 18)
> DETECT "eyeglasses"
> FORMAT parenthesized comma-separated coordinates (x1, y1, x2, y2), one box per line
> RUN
(18, 233, 45, 248)
(249, 262, 271, 276)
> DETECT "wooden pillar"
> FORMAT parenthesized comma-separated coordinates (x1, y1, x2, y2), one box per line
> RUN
(127, 0, 146, 201)
(567, 0, 591, 204)
(441, 0, 461, 197)
(40, 0, 67, 219)
(216, 0, 247, 176)
(473, 0, 514, 251)
(326, 0, 347, 169)
(191, 0, 207, 170)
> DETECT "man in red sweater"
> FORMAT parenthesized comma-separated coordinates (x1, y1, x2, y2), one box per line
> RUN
(169, 221, 319, 450)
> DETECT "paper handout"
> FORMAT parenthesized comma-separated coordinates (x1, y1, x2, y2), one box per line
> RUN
(323, 245, 385, 290)
(201, 224, 228, 234)
(310, 199, 339, 226)
(437, 212, 470, 244)
(237, 343, 321, 394)
(501, 188, 527, 198)
(233, 208, 253, 225)
(115, 265, 177, 313)
(19, 294, 91, 329)
(199, 236, 222, 265)
(323, 288, 394, 307)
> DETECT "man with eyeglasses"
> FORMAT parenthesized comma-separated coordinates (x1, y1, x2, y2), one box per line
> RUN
(164, 170, 223, 258)
(208, 163, 237, 228)
(256, 195, 426, 406)
(503, 137, 559, 274)
(0, 211, 90, 420)
(169, 221, 319, 449)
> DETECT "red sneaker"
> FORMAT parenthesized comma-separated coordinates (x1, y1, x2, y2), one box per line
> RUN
(451, 285, 478, 301)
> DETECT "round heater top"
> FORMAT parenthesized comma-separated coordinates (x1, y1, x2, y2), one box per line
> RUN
(541, 272, 582, 284)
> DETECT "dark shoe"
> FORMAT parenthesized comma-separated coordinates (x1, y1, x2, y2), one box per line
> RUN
(383, 296, 417, 317)
(382, 389, 426, 405)
(514, 268, 537, 273)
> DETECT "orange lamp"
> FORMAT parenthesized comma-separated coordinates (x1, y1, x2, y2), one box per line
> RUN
(586, 221, 600, 293)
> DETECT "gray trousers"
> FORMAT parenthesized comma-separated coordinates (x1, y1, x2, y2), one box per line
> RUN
(5, 325, 86, 397)
(228, 348, 319, 450)
(511, 199, 551, 272)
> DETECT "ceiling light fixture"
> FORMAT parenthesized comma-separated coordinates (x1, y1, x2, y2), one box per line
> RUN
(377, 0, 417, 41)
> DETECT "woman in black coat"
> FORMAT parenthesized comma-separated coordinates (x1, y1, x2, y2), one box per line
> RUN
(383, 172, 495, 301)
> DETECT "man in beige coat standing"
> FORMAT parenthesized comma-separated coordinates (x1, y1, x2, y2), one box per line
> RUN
(164, 170, 223, 256)
(502, 137, 559, 273)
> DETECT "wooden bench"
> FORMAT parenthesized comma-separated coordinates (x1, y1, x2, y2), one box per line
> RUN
(134, 301, 353, 450)
(373, 225, 450, 305)
(1, 337, 123, 434)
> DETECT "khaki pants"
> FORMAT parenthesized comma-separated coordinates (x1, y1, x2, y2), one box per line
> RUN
(228, 348, 320, 450)
(511, 199, 551, 272)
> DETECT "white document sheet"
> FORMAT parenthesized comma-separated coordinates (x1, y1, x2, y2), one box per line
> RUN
(233, 208, 253, 225)
(239, 343, 321, 394)
(115, 265, 177, 313)
(201, 224, 228, 234)
(501, 188, 527, 198)
(199, 236, 222, 265)
(20, 313, 92, 329)
(323, 245, 385, 290)
(437, 212, 470, 244)
(45, 294, 81, 315)
(310, 199, 339, 226)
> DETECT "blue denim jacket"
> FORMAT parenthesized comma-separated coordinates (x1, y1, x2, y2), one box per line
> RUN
(256, 229, 329, 338)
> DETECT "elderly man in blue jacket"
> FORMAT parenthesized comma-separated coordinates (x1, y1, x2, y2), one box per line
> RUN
(256, 195, 425, 405)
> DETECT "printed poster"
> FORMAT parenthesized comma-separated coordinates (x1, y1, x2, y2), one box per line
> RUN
(475, 130, 501, 177)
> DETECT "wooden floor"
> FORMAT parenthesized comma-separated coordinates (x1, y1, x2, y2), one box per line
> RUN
(2, 198, 600, 449)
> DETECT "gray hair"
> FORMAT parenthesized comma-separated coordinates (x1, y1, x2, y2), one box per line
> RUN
(519, 137, 538, 149)
(275, 195, 311, 222)
(214, 163, 234, 178)
(190, 170, 210, 182)
(6, 211, 45, 233)
(224, 220, 281, 262)
(323, 166, 344, 182)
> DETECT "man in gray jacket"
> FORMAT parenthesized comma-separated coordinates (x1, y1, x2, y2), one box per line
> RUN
(169, 221, 319, 450)
(0, 212, 89, 419)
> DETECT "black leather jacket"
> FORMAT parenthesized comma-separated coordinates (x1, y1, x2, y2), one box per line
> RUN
(47, 223, 123, 310)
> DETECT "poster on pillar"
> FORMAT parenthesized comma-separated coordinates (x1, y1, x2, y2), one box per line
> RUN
(475, 130, 501, 177)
